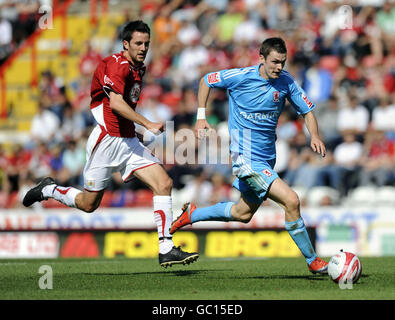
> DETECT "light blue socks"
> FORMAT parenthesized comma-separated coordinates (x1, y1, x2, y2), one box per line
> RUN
(191, 202, 234, 223)
(285, 217, 317, 265)
(191, 204, 316, 265)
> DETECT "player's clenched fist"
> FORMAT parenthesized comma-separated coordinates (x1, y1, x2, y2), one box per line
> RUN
(146, 121, 165, 135)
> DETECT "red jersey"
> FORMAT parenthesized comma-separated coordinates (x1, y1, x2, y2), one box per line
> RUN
(90, 52, 146, 137)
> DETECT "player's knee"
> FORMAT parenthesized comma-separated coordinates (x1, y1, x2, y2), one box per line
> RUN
(238, 213, 253, 223)
(80, 200, 100, 213)
(75, 191, 101, 213)
(286, 193, 300, 211)
(232, 208, 253, 223)
(155, 176, 173, 194)
(285, 192, 300, 213)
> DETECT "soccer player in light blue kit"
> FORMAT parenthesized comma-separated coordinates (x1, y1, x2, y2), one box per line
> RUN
(170, 38, 328, 274)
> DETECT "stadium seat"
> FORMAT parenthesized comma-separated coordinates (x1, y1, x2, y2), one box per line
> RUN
(292, 186, 308, 206)
(100, 191, 113, 207)
(0, 191, 18, 208)
(110, 190, 127, 207)
(122, 190, 137, 207)
(307, 186, 340, 207)
(6, 191, 19, 208)
(345, 186, 378, 207)
(375, 186, 395, 207)
(132, 189, 153, 207)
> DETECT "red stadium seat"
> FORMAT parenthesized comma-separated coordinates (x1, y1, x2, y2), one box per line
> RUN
(100, 191, 113, 207)
(6, 191, 19, 208)
(132, 189, 153, 207)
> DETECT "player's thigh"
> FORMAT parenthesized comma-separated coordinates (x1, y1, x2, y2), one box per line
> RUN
(232, 154, 278, 203)
(132, 163, 172, 194)
(267, 178, 299, 211)
(84, 129, 117, 191)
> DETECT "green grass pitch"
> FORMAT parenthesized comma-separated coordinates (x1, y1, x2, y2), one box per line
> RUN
(0, 257, 394, 300)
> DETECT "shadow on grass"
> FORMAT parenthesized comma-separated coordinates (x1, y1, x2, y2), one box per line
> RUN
(248, 275, 326, 280)
(81, 271, 370, 280)
(81, 269, 229, 277)
(238, 274, 370, 281)
(231, 275, 325, 281)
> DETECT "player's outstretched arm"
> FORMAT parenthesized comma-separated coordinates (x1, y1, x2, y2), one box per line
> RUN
(109, 91, 164, 134)
(303, 111, 326, 157)
(195, 77, 212, 139)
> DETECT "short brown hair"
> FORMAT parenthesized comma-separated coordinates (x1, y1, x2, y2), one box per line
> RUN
(259, 37, 287, 58)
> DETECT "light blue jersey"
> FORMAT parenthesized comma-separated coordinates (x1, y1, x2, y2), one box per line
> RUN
(204, 64, 315, 162)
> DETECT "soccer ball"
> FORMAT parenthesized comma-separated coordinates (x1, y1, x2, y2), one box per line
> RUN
(328, 250, 362, 284)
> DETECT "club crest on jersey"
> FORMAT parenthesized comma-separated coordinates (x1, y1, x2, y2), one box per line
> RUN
(130, 83, 141, 103)
(302, 93, 313, 108)
(87, 180, 95, 188)
(262, 169, 272, 177)
(273, 91, 280, 102)
(207, 72, 221, 84)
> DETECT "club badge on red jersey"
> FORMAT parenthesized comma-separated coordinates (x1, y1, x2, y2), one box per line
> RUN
(130, 83, 141, 103)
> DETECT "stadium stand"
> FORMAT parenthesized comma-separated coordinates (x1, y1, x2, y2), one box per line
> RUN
(0, 0, 395, 209)
(344, 185, 378, 207)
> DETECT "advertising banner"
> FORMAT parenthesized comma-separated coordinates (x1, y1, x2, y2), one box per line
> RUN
(0, 232, 59, 258)
(0, 229, 315, 259)
(1, 206, 395, 257)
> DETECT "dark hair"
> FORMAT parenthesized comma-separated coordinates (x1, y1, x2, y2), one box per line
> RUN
(259, 37, 287, 58)
(121, 20, 150, 44)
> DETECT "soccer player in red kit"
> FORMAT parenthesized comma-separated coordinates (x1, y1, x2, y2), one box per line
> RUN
(23, 20, 199, 267)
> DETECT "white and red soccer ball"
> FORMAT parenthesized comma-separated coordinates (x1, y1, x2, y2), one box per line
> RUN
(328, 250, 362, 284)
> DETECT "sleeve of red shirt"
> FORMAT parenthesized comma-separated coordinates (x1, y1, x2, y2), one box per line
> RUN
(102, 57, 130, 97)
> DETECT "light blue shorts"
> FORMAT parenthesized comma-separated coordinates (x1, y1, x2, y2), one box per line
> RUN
(231, 153, 278, 205)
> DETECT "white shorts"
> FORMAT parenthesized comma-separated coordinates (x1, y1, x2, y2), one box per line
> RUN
(83, 125, 161, 191)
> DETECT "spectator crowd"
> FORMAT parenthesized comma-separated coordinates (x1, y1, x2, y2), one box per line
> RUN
(0, 0, 45, 64)
(1, 0, 395, 209)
